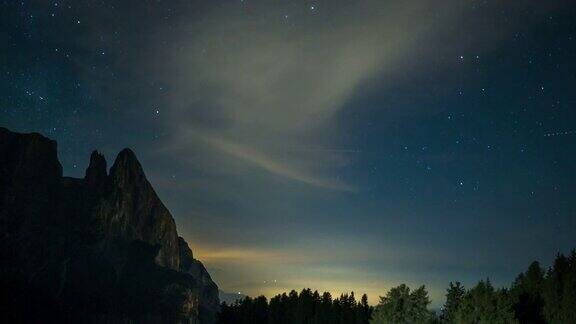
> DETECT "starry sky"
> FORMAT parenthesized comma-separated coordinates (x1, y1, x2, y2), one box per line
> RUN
(2, 0, 576, 306)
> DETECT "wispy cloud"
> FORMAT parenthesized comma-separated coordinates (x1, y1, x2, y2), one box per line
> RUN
(201, 134, 356, 191)
(151, 0, 460, 192)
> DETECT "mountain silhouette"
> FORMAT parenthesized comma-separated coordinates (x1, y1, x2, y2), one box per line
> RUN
(0, 127, 218, 323)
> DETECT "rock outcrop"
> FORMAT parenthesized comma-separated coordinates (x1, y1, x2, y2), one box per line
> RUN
(0, 127, 219, 323)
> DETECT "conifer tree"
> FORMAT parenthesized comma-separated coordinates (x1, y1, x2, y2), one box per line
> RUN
(441, 282, 465, 323)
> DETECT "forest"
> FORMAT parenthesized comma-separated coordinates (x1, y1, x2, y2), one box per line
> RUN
(216, 250, 576, 324)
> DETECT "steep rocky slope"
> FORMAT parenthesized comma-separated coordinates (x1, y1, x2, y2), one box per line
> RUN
(0, 127, 219, 323)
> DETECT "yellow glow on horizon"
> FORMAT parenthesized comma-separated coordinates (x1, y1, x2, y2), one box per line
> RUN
(190, 243, 447, 307)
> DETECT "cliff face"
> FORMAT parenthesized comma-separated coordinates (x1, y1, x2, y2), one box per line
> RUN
(97, 148, 181, 270)
(0, 127, 219, 323)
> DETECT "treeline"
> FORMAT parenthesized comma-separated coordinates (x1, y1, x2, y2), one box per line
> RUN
(437, 250, 576, 324)
(217, 289, 372, 324)
(217, 250, 576, 324)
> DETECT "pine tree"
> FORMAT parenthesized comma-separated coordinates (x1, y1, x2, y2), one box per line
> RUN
(296, 288, 315, 323)
(543, 251, 576, 324)
(269, 294, 287, 324)
(510, 261, 545, 323)
(454, 279, 518, 324)
(370, 284, 433, 324)
(441, 282, 465, 323)
(356, 293, 372, 324)
(543, 253, 569, 323)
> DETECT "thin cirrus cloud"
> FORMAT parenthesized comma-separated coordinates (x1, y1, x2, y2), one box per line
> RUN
(156, 0, 463, 192)
(201, 134, 357, 192)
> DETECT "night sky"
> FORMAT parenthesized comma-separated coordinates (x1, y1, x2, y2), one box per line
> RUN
(2, 0, 576, 306)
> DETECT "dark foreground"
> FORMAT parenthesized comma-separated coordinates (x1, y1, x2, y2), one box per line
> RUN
(0, 127, 218, 323)
(216, 252, 576, 324)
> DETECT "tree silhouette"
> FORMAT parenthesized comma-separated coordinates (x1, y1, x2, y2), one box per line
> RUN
(511, 261, 546, 323)
(358, 293, 372, 324)
(216, 250, 576, 324)
(216, 289, 373, 324)
(542, 251, 576, 324)
(441, 281, 465, 323)
(370, 284, 433, 324)
(454, 279, 517, 324)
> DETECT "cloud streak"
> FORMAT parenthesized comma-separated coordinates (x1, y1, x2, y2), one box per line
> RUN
(153, 0, 461, 192)
(202, 134, 356, 191)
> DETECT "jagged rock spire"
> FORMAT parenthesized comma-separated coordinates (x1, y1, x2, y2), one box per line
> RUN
(85, 150, 107, 186)
(0, 128, 220, 323)
(109, 148, 145, 187)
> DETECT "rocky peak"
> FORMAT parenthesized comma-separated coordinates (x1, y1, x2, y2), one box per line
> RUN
(0, 128, 220, 323)
(0, 128, 63, 229)
(84, 150, 107, 186)
(0, 127, 63, 181)
(109, 148, 145, 187)
(96, 147, 181, 270)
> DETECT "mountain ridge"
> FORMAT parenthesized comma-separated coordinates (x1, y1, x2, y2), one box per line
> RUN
(0, 127, 219, 323)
